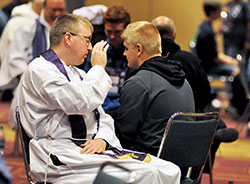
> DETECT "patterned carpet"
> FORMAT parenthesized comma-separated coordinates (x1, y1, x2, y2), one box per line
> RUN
(0, 101, 250, 184)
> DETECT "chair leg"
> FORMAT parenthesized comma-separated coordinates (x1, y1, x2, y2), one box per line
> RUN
(208, 151, 213, 184)
(13, 129, 21, 156)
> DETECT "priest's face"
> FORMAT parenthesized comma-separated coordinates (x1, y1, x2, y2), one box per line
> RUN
(71, 23, 92, 66)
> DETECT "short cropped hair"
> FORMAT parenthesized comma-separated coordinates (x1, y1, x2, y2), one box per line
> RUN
(103, 5, 130, 28)
(203, 0, 222, 17)
(50, 14, 93, 46)
(121, 21, 161, 55)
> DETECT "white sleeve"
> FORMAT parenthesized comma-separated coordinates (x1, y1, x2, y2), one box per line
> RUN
(25, 60, 112, 115)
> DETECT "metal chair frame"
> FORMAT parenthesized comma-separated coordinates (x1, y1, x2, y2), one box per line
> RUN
(16, 106, 51, 184)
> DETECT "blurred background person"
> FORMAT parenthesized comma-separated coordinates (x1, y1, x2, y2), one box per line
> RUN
(0, 0, 44, 102)
(195, 0, 239, 77)
(0, 0, 66, 130)
(84, 5, 133, 118)
(221, 0, 250, 58)
(194, 0, 250, 117)
(0, 0, 44, 65)
(0, 0, 66, 92)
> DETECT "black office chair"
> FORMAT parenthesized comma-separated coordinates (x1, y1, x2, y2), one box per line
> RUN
(157, 112, 219, 184)
(93, 161, 136, 184)
(15, 106, 52, 184)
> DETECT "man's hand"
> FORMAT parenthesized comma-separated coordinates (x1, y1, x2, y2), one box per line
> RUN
(217, 53, 239, 66)
(80, 138, 107, 154)
(91, 40, 109, 68)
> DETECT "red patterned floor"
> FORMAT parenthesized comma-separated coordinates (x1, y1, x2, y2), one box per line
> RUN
(213, 156, 250, 184)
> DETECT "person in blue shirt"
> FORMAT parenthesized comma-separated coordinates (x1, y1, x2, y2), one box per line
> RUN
(195, 0, 250, 116)
(84, 5, 133, 118)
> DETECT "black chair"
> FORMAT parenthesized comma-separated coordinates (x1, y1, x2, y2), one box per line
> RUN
(157, 112, 219, 184)
(93, 161, 136, 184)
(15, 106, 52, 184)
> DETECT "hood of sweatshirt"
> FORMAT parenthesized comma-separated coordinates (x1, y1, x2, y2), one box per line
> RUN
(138, 56, 185, 86)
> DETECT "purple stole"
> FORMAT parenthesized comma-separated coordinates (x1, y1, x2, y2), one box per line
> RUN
(42, 49, 100, 147)
(41, 49, 150, 163)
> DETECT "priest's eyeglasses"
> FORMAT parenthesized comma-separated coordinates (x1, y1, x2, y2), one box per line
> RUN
(63, 32, 92, 46)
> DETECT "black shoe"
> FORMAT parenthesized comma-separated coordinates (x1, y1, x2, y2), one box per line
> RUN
(214, 128, 239, 143)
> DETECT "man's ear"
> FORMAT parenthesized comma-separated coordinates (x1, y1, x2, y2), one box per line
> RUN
(136, 44, 143, 56)
(173, 32, 176, 40)
(64, 33, 72, 47)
